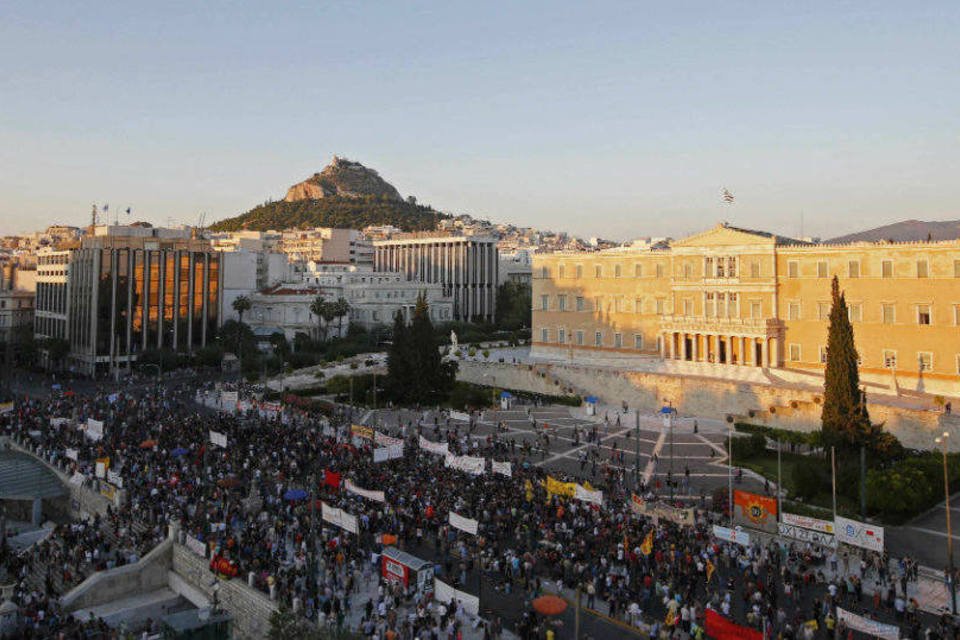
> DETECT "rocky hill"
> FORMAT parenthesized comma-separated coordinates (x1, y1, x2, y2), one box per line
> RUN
(285, 156, 402, 202)
(829, 219, 960, 243)
(210, 157, 447, 232)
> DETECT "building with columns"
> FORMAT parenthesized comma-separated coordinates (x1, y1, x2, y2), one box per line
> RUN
(373, 234, 497, 322)
(532, 223, 960, 394)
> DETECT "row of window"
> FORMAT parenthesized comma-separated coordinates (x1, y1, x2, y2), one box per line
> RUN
(540, 327, 651, 350)
(786, 301, 952, 326)
(787, 344, 957, 374)
(542, 294, 670, 315)
(541, 257, 960, 281)
(787, 258, 960, 279)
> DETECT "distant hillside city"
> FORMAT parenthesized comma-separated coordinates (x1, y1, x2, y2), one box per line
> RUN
(0, 156, 956, 378)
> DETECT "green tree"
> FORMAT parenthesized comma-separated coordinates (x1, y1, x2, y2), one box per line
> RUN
(821, 276, 871, 450)
(231, 295, 252, 366)
(496, 281, 532, 331)
(386, 309, 412, 403)
(310, 296, 330, 342)
(333, 297, 350, 338)
(407, 292, 457, 405)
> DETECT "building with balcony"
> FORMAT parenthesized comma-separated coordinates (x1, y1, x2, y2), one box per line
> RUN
(532, 223, 960, 394)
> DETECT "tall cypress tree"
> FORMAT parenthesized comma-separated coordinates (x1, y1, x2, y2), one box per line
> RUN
(407, 292, 456, 405)
(386, 309, 412, 403)
(821, 276, 867, 449)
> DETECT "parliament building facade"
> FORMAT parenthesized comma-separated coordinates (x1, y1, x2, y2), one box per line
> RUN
(532, 224, 960, 394)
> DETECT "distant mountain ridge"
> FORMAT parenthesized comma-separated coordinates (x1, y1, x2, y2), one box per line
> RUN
(828, 219, 960, 243)
(209, 157, 447, 232)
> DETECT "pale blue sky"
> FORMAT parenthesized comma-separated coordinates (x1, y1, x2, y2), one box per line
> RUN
(1, 1, 958, 240)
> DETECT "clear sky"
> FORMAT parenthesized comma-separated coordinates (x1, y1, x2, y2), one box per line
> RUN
(1, 1, 957, 240)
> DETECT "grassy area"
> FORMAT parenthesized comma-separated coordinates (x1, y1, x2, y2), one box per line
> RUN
(735, 450, 861, 518)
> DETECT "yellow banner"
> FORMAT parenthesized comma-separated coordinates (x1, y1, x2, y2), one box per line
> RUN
(544, 476, 577, 499)
(350, 425, 374, 440)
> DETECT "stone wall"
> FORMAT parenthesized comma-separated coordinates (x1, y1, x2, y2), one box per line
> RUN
(458, 361, 960, 451)
(61, 539, 173, 611)
(171, 542, 276, 640)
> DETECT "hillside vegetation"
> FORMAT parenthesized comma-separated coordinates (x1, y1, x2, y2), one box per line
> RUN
(209, 196, 448, 232)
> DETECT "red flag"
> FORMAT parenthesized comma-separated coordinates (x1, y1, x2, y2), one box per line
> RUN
(324, 470, 341, 488)
(705, 609, 762, 640)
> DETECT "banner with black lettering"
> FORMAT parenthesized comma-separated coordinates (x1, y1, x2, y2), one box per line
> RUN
(491, 460, 512, 477)
(321, 502, 358, 534)
(373, 444, 404, 463)
(445, 454, 485, 475)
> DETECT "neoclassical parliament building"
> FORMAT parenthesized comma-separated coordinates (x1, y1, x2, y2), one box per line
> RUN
(531, 223, 960, 395)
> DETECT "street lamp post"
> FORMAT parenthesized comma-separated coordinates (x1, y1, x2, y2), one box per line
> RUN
(635, 410, 641, 490)
(935, 432, 956, 614)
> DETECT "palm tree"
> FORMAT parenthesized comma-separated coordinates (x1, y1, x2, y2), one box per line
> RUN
(310, 295, 329, 342)
(231, 295, 252, 367)
(333, 297, 350, 339)
(232, 295, 252, 325)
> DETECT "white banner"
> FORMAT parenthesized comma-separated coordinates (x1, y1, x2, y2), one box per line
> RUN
(69, 472, 85, 486)
(185, 535, 207, 558)
(107, 470, 123, 488)
(835, 516, 884, 552)
(322, 502, 358, 534)
(209, 430, 228, 449)
(220, 391, 238, 412)
(65, 448, 78, 461)
(50, 417, 71, 427)
(778, 523, 835, 547)
(419, 436, 448, 456)
(836, 608, 900, 640)
(345, 479, 386, 504)
(434, 579, 480, 616)
(448, 410, 470, 422)
(491, 460, 512, 477)
(712, 525, 751, 547)
(86, 418, 104, 441)
(445, 454, 485, 476)
(373, 444, 404, 463)
(375, 431, 403, 448)
(777, 522, 837, 547)
(95, 462, 106, 479)
(449, 511, 479, 536)
(574, 484, 603, 506)
(782, 512, 834, 534)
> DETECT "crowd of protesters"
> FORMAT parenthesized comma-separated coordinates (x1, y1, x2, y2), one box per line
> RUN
(0, 378, 956, 639)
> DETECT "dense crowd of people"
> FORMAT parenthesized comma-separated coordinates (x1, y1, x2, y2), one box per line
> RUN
(0, 377, 956, 639)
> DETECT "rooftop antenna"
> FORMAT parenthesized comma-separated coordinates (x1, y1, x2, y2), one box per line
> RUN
(90, 203, 99, 228)
(800, 210, 805, 240)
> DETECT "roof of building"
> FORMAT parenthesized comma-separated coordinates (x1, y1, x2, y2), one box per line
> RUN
(0, 450, 68, 500)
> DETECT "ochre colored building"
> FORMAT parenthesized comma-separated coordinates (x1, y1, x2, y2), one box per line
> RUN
(532, 223, 960, 395)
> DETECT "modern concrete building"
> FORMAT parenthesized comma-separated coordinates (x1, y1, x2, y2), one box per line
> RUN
(34, 226, 221, 376)
(374, 233, 497, 322)
(532, 223, 960, 395)
(219, 250, 290, 323)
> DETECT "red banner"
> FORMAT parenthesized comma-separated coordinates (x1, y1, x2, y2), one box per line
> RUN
(705, 609, 762, 640)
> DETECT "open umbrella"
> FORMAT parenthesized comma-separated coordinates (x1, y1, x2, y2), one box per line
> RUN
(532, 595, 568, 616)
(170, 447, 190, 457)
(283, 488, 308, 501)
(139, 439, 157, 449)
